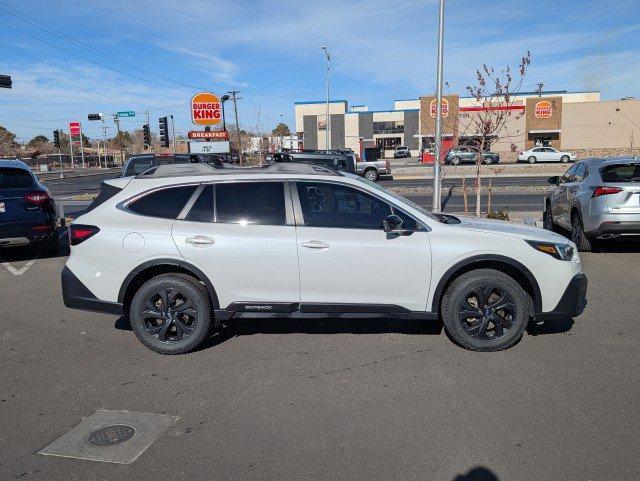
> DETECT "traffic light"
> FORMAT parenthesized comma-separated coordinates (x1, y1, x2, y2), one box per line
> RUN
(143, 124, 151, 148)
(53, 130, 61, 149)
(0, 74, 11, 89)
(87, 113, 102, 121)
(158, 116, 170, 148)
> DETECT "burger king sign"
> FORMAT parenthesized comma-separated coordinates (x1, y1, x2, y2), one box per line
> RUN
(191, 92, 222, 126)
(534, 100, 553, 119)
(429, 98, 449, 119)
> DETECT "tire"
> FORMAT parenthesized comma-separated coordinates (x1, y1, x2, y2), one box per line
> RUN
(483, 156, 493, 165)
(129, 273, 212, 355)
(528, 156, 537, 164)
(42, 233, 60, 256)
(451, 156, 461, 165)
(441, 268, 531, 352)
(571, 212, 592, 252)
(560, 155, 570, 163)
(364, 169, 378, 182)
(543, 203, 554, 231)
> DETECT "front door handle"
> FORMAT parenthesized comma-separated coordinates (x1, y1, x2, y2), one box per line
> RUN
(301, 240, 329, 250)
(185, 235, 215, 246)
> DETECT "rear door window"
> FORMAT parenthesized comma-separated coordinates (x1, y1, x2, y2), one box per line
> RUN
(216, 182, 286, 225)
(0, 168, 34, 188)
(601, 163, 640, 183)
(128, 185, 197, 219)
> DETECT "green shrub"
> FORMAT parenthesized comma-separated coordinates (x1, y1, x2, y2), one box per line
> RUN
(486, 210, 509, 221)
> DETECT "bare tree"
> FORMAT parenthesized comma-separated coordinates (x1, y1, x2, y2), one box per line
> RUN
(459, 51, 532, 217)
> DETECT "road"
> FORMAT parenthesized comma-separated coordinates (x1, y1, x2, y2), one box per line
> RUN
(42, 171, 545, 218)
(1, 242, 639, 480)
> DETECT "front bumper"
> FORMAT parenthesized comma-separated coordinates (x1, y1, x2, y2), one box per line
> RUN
(534, 273, 588, 322)
(61, 266, 123, 315)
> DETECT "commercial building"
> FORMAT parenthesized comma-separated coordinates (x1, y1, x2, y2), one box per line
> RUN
(294, 90, 640, 159)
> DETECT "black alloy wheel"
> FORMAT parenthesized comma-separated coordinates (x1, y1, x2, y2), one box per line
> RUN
(441, 268, 530, 351)
(457, 285, 516, 340)
(130, 273, 212, 354)
(143, 288, 198, 343)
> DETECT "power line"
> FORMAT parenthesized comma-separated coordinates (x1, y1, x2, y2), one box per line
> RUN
(0, 59, 160, 107)
(0, 20, 195, 93)
(0, 43, 180, 107)
(0, 1, 207, 92)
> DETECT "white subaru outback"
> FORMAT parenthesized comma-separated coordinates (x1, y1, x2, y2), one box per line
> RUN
(62, 163, 587, 354)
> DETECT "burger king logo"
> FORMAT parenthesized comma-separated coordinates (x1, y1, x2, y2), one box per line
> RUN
(429, 98, 449, 119)
(534, 100, 553, 119)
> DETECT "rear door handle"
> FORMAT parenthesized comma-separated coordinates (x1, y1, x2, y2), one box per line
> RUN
(301, 240, 329, 250)
(185, 235, 215, 246)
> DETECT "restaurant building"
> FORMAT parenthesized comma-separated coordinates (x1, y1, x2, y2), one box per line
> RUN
(294, 90, 640, 159)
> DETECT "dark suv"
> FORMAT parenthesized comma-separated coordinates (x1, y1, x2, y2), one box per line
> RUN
(122, 154, 224, 177)
(444, 147, 500, 165)
(0, 159, 59, 254)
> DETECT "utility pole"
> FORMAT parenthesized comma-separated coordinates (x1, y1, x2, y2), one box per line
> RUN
(228, 91, 243, 165)
(536, 82, 545, 97)
(321, 45, 331, 150)
(432, 0, 445, 213)
(113, 116, 124, 165)
(79, 123, 86, 168)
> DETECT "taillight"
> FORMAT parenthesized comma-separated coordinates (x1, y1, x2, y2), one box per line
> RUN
(592, 186, 623, 198)
(69, 224, 100, 246)
(23, 192, 50, 204)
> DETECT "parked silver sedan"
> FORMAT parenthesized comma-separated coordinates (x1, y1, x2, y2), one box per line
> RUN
(544, 157, 640, 251)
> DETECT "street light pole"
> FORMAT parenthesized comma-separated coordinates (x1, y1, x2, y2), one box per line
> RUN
(321, 45, 331, 151)
(433, 0, 445, 213)
(220, 94, 230, 131)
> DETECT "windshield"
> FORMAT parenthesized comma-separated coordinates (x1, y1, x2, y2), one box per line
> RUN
(345, 173, 437, 220)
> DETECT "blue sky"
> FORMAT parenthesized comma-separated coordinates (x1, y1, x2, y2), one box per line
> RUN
(0, 0, 638, 141)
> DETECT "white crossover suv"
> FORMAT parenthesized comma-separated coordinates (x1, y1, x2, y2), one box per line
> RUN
(62, 163, 587, 354)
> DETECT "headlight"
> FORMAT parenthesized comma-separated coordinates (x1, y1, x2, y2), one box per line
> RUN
(525, 240, 575, 261)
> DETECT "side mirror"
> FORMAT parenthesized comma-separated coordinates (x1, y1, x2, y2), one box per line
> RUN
(548, 175, 560, 185)
(383, 214, 410, 235)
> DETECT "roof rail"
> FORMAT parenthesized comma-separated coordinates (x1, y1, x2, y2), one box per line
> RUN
(134, 160, 342, 179)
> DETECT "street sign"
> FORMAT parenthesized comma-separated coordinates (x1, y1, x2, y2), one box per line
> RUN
(189, 141, 230, 154)
(116, 111, 135, 118)
(69, 121, 82, 146)
(188, 130, 229, 140)
(191, 92, 222, 126)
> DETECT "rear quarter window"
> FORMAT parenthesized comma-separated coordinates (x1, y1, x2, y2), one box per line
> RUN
(128, 185, 197, 219)
(0, 168, 34, 188)
(600, 163, 640, 183)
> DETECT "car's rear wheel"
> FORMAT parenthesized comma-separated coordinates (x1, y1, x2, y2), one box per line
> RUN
(560, 155, 570, 163)
(129, 273, 211, 354)
(441, 269, 531, 351)
(571, 212, 593, 252)
(451, 156, 461, 165)
(483, 156, 493, 165)
(364, 168, 378, 182)
(528, 156, 537, 163)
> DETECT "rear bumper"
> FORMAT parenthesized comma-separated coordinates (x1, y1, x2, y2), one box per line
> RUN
(535, 273, 588, 322)
(586, 221, 640, 238)
(0, 219, 57, 246)
(61, 266, 123, 315)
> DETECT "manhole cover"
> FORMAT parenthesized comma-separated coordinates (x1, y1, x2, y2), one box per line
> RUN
(87, 425, 136, 446)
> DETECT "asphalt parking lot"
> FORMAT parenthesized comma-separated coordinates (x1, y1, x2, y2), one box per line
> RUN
(1, 239, 639, 480)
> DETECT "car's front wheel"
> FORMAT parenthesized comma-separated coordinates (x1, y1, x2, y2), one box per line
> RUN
(483, 156, 493, 165)
(528, 156, 537, 163)
(129, 273, 212, 354)
(451, 156, 461, 165)
(441, 269, 531, 351)
(560, 155, 570, 163)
